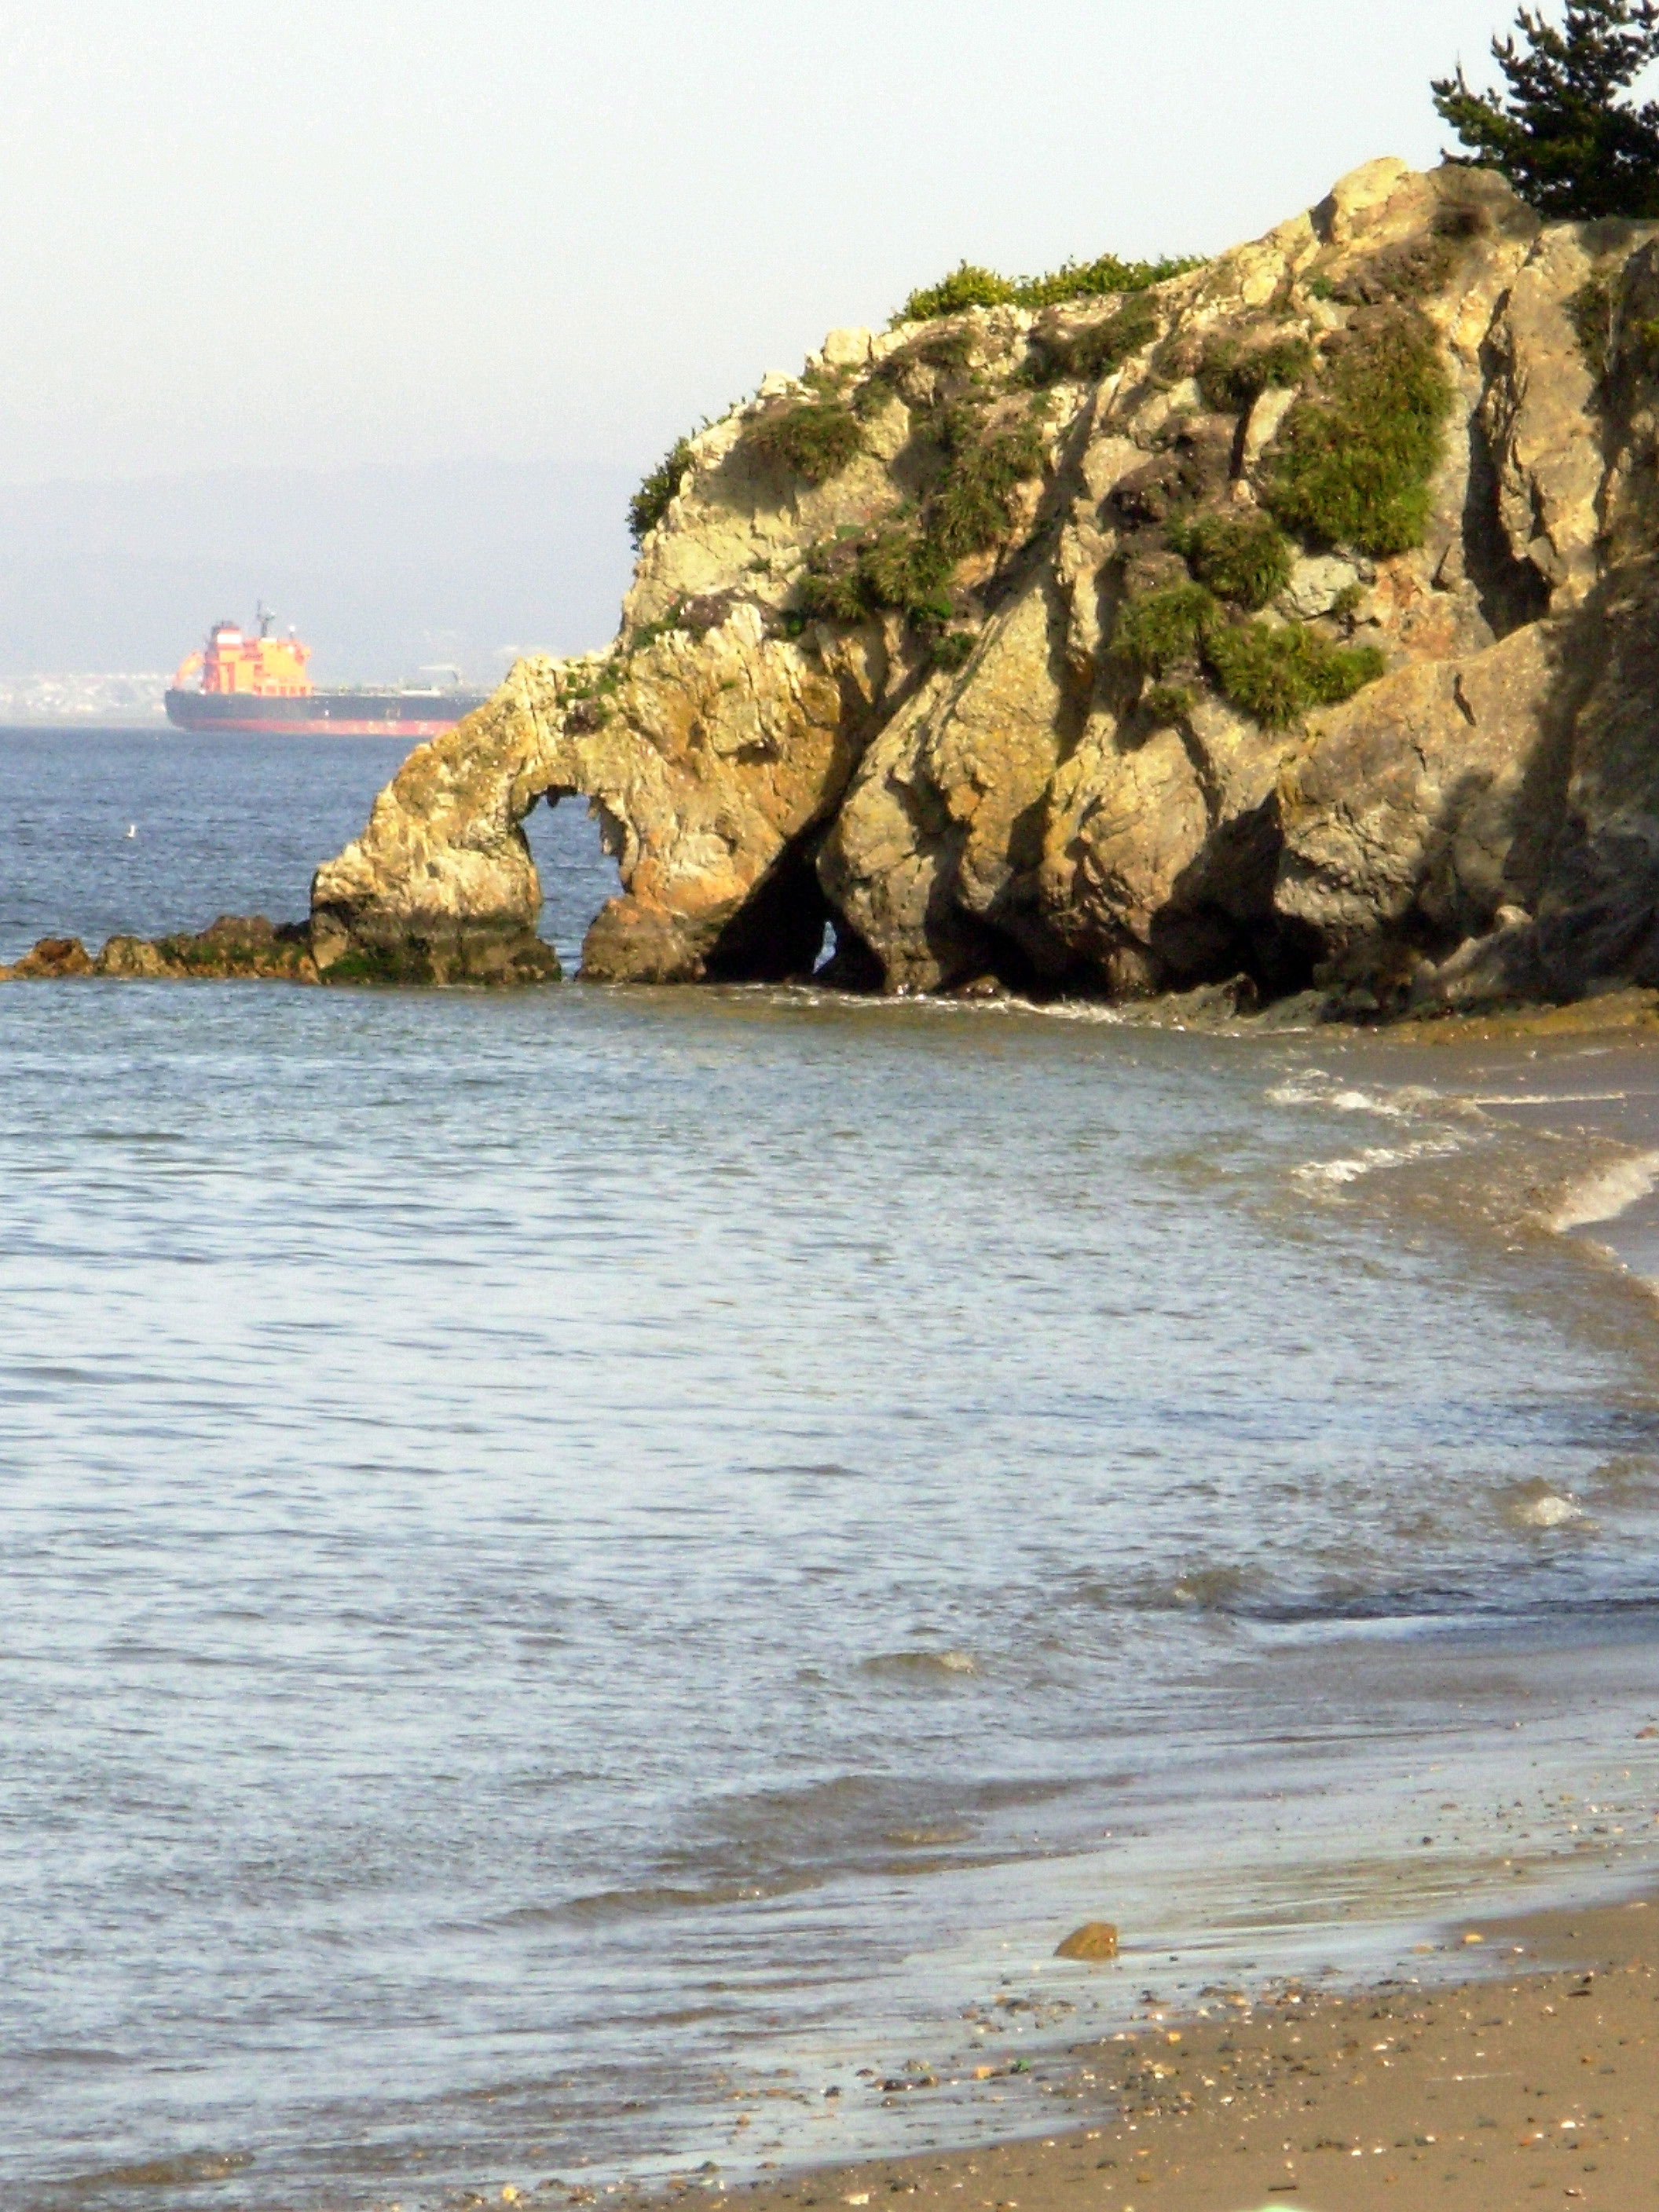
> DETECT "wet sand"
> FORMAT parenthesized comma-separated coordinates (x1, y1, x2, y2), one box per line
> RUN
(596, 1895, 1659, 2212)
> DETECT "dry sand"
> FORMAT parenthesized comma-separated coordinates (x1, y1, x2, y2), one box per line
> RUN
(610, 1895, 1659, 2212)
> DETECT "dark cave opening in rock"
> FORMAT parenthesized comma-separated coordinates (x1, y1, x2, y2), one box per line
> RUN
(703, 839, 834, 983)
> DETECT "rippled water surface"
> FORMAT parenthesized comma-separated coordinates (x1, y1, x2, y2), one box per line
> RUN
(5, 731, 1659, 2209)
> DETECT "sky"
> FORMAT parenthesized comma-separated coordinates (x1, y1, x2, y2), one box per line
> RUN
(0, 0, 1557, 671)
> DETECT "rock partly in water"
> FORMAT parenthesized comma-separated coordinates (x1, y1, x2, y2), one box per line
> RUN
(0, 913, 557, 987)
(1055, 1921, 1120, 1961)
(57, 155, 1659, 1018)
(102, 915, 324, 982)
(0, 936, 96, 980)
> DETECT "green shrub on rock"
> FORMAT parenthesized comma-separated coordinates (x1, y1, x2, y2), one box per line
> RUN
(1203, 620, 1386, 729)
(894, 251, 1200, 327)
(929, 406, 1048, 558)
(1141, 683, 1196, 725)
(629, 435, 696, 546)
(1014, 251, 1203, 309)
(749, 400, 864, 485)
(1169, 509, 1294, 610)
(858, 526, 955, 621)
(1262, 308, 1452, 556)
(1569, 270, 1617, 375)
(895, 263, 1020, 322)
(1025, 295, 1160, 386)
(1111, 584, 1221, 674)
(1196, 332, 1314, 414)
(931, 630, 978, 672)
(795, 523, 954, 629)
(789, 395, 1047, 638)
(1112, 584, 1386, 727)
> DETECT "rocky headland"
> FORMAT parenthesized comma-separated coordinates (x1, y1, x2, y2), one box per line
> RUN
(21, 155, 1659, 1019)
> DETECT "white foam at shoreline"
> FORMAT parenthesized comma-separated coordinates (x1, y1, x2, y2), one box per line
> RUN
(1294, 1133, 1468, 1186)
(1550, 1150, 1659, 1231)
(1514, 1492, 1588, 1529)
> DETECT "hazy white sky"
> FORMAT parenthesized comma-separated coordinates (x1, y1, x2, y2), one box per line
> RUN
(0, 1, 1533, 487)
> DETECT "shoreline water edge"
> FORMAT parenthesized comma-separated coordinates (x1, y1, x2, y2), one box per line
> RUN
(14, 982, 1659, 2210)
(12, 761, 1659, 2204)
(478, 1009, 1659, 2208)
(506, 1013, 1659, 2212)
(600, 1887, 1659, 2212)
(20, 132, 1659, 2208)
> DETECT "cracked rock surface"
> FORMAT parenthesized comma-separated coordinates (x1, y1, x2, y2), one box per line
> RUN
(304, 157, 1659, 1013)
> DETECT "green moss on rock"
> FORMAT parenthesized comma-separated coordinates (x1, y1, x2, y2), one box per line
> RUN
(1261, 308, 1452, 556)
(1195, 331, 1314, 415)
(1111, 583, 1221, 674)
(1169, 508, 1294, 610)
(321, 941, 439, 987)
(1202, 620, 1386, 728)
(749, 399, 864, 485)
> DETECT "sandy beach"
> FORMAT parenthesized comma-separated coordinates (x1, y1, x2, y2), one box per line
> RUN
(617, 1892, 1659, 2212)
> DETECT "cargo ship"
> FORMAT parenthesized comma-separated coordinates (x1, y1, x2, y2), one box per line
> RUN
(164, 608, 491, 737)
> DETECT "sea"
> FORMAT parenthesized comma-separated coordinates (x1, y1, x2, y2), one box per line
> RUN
(5, 725, 1659, 2210)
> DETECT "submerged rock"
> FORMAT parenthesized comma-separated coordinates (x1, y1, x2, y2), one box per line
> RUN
(1, 913, 558, 987)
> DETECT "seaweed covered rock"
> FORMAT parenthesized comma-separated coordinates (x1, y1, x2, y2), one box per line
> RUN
(307, 156, 1659, 1014)
(2, 917, 326, 983)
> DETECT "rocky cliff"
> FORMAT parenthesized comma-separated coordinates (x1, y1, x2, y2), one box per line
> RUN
(50, 156, 1659, 1014)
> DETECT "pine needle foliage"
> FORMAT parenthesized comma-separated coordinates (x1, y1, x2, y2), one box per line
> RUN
(1261, 309, 1453, 556)
(1433, 1, 1659, 218)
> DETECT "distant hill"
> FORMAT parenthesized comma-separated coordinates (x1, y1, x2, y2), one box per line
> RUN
(0, 457, 635, 687)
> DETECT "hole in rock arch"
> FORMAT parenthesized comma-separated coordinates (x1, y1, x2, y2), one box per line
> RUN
(520, 799, 882, 987)
(521, 794, 621, 972)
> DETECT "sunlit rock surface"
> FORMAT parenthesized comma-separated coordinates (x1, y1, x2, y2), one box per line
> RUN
(298, 157, 1659, 1012)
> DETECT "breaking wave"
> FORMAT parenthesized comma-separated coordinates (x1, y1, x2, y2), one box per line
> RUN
(1550, 1149, 1659, 1232)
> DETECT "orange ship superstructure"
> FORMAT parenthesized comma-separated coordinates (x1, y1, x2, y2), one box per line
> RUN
(172, 610, 313, 701)
(164, 604, 487, 738)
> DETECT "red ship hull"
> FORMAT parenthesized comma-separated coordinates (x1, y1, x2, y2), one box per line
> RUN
(164, 687, 489, 739)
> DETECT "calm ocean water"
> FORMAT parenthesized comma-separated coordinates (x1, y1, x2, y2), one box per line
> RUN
(5, 729, 1659, 2210)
